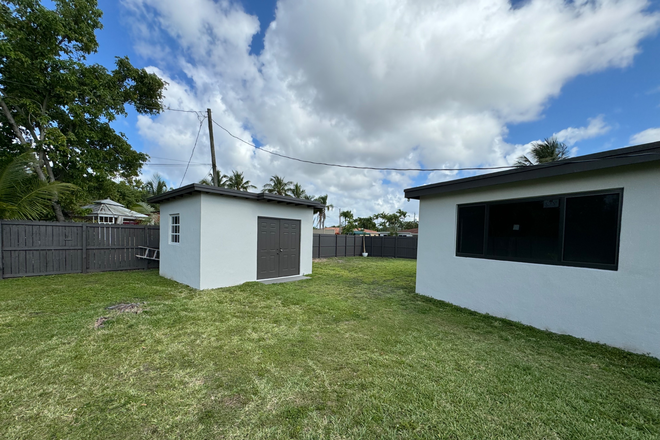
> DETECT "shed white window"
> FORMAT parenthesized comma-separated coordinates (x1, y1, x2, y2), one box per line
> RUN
(170, 214, 180, 244)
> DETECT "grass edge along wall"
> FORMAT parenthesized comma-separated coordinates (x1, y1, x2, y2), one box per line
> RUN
(411, 161, 660, 359)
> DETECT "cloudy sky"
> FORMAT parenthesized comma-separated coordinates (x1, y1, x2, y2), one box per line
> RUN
(90, 0, 660, 220)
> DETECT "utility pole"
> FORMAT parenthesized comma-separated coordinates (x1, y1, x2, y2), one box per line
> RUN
(207, 108, 218, 186)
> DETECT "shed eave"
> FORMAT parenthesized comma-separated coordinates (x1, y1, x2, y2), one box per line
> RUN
(148, 183, 324, 209)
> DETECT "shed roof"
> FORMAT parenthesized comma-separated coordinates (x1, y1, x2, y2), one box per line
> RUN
(404, 141, 660, 199)
(147, 183, 325, 209)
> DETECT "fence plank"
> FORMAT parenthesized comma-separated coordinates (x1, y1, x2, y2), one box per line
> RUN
(0, 222, 3, 280)
(0, 221, 160, 279)
(313, 234, 417, 260)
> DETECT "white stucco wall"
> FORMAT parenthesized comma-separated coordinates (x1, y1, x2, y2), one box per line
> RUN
(159, 194, 202, 289)
(198, 194, 314, 289)
(159, 192, 315, 290)
(416, 163, 660, 358)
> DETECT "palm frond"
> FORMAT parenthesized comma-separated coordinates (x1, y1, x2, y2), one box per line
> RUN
(0, 153, 77, 220)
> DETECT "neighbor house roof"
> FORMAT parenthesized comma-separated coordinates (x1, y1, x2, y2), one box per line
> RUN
(405, 141, 660, 199)
(81, 199, 148, 219)
(148, 183, 325, 209)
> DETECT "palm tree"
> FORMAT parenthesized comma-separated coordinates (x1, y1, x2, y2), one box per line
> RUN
(145, 173, 169, 196)
(0, 153, 77, 220)
(199, 170, 228, 187)
(515, 137, 570, 167)
(290, 183, 307, 199)
(262, 175, 293, 196)
(313, 194, 333, 230)
(226, 171, 256, 191)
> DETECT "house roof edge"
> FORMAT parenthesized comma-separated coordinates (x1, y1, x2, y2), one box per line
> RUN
(404, 141, 660, 199)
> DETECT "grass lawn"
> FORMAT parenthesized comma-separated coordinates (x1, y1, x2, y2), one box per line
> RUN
(0, 258, 658, 439)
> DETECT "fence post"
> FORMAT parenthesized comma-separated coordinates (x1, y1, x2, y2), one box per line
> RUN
(0, 221, 3, 279)
(144, 225, 150, 270)
(81, 223, 87, 274)
(395, 235, 399, 258)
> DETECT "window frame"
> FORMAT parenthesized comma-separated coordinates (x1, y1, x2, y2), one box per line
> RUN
(455, 188, 624, 271)
(170, 213, 180, 244)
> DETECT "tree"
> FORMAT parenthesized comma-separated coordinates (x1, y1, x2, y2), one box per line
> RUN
(199, 170, 228, 187)
(0, 0, 166, 221)
(374, 209, 408, 235)
(290, 183, 307, 199)
(313, 194, 333, 229)
(356, 216, 378, 231)
(262, 175, 293, 196)
(340, 210, 356, 234)
(0, 153, 77, 219)
(515, 137, 570, 167)
(226, 171, 256, 191)
(145, 173, 169, 196)
(401, 220, 419, 230)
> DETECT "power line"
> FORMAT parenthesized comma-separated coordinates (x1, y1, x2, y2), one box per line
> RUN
(147, 163, 211, 166)
(148, 155, 197, 163)
(211, 120, 516, 172)
(179, 116, 207, 187)
(211, 119, 660, 173)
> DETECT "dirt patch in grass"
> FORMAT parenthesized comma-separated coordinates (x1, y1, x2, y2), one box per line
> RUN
(94, 303, 145, 329)
(220, 394, 246, 408)
(107, 302, 144, 313)
(94, 316, 110, 329)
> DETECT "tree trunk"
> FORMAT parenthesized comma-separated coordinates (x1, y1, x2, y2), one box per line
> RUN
(42, 152, 66, 222)
(2, 96, 66, 221)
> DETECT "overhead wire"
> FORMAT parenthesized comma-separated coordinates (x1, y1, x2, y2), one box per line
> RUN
(5, 80, 657, 174)
(179, 115, 207, 187)
(211, 120, 660, 173)
(211, 119, 515, 172)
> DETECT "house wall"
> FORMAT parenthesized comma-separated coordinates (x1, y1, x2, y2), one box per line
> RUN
(198, 194, 315, 289)
(416, 162, 660, 358)
(159, 194, 203, 289)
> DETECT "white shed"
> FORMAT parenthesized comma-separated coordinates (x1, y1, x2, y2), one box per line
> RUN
(405, 142, 660, 358)
(148, 184, 323, 289)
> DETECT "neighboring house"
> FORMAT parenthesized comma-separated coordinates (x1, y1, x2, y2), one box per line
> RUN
(352, 228, 379, 236)
(318, 227, 342, 235)
(404, 142, 660, 358)
(398, 228, 419, 236)
(81, 199, 148, 225)
(148, 184, 324, 290)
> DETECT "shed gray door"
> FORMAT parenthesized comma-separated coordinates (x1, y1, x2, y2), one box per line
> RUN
(257, 217, 301, 280)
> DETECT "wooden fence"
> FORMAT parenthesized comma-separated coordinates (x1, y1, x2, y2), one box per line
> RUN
(313, 234, 418, 259)
(0, 221, 159, 279)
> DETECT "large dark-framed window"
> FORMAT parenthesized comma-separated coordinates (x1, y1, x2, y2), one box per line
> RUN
(456, 189, 623, 271)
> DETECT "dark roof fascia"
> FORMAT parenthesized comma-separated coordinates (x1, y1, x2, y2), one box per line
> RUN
(404, 141, 660, 199)
(147, 184, 324, 209)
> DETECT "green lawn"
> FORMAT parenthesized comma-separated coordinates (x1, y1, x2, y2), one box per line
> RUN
(0, 258, 658, 439)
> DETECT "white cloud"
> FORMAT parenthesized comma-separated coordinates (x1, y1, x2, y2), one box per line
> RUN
(120, 0, 659, 217)
(630, 127, 660, 145)
(553, 115, 611, 146)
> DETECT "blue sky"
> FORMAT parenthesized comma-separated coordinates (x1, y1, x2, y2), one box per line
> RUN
(82, 0, 660, 219)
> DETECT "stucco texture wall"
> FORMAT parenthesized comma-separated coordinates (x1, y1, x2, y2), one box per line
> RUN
(159, 194, 202, 289)
(416, 163, 660, 358)
(159, 193, 314, 290)
(198, 194, 314, 289)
